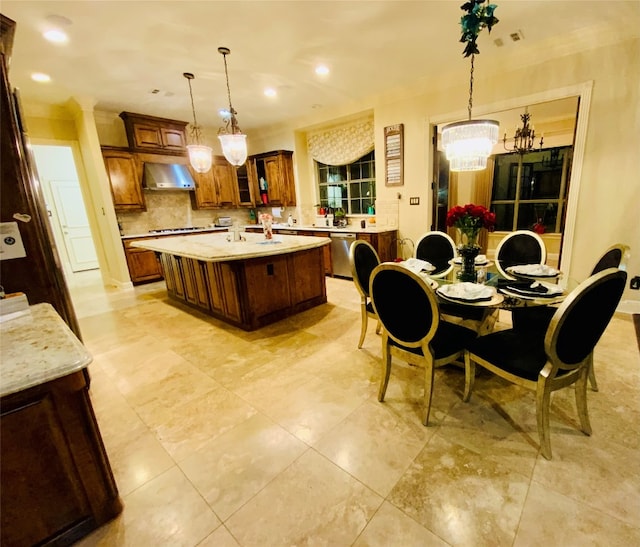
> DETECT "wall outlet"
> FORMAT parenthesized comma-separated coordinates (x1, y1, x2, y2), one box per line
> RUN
(630, 276, 640, 290)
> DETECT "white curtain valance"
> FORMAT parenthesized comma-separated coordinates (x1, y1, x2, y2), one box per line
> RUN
(307, 119, 374, 166)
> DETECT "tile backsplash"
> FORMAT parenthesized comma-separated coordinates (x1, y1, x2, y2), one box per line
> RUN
(117, 191, 296, 235)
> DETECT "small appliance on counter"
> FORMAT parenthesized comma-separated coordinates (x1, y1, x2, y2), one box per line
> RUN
(215, 216, 233, 227)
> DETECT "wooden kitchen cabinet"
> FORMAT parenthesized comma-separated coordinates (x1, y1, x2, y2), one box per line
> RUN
(122, 237, 163, 283)
(191, 156, 241, 209)
(102, 147, 146, 212)
(357, 230, 398, 263)
(119, 111, 188, 155)
(1, 370, 122, 546)
(298, 230, 332, 275)
(250, 150, 295, 206)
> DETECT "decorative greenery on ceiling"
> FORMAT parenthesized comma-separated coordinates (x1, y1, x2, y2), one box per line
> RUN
(459, 1, 499, 57)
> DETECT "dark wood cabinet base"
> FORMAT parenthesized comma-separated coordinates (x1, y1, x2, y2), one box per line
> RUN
(158, 246, 327, 331)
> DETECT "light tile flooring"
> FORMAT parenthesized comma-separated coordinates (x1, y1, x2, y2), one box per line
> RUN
(69, 270, 640, 546)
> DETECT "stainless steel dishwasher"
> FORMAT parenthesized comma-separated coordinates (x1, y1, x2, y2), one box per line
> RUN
(330, 232, 357, 278)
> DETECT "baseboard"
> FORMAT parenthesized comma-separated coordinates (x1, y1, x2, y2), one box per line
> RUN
(618, 299, 640, 315)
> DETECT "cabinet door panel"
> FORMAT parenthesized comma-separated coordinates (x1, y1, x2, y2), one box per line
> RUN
(102, 151, 145, 211)
(1, 393, 92, 546)
(213, 163, 238, 206)
(192, 169, 219, 209)
(244, 256, 291, 317)
(126, 249, 162, 282)
(133, 125, 163, 149)
(161, 127, 187, 151)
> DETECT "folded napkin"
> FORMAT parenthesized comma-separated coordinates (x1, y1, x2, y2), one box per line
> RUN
(437, 282, 494, 302)
(401, 258, 435, 273)
(504, 280, 563, 298)
(510, 264, 559, 277)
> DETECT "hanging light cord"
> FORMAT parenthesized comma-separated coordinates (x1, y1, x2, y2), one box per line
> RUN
(220, 49, 241, 134)
(184, 73, 202, 144)
(467, 54, 475, 121)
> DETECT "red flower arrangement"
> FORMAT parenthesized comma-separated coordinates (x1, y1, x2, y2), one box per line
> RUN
(446, 203, 496, 246)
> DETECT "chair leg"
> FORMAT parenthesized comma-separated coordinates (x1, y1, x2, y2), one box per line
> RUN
(463, 351, 475, 402)
(575, 365, 592, 436)
(358, 303, 368, 349)
(536, 383, 553, 460)
(378, 336, 392, 402)
(423, 361, 435, 426)
(588, 353, 598, 391)
(375, 319, 382, 335)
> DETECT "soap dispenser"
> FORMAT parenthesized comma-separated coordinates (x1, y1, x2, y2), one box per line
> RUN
(287, 214, 294, 227)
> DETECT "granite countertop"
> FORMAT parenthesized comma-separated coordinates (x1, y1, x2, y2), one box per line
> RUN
(131, 231, 330, 262)
(0, 303, 92, 398)
(121, 226, 229, 240)
(244, 224, 397, 234)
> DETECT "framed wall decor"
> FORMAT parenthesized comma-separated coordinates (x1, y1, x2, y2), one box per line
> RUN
(384, 124, 404, 186)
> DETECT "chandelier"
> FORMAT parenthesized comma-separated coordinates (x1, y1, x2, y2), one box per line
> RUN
(441, 1, 499, 172)
(183, 72, 212, 174)
(503, 107, 544, 154)
(217, 47, 247, 167)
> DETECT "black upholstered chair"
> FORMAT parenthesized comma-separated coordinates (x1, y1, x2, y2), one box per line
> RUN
(414, 231, 456, 279)
(511, 242, 631, 390)
(464, 268, 627, 459)
(495, 230, 546, 280)
(349, 239, 381, 348)
(370, 263, 477, 425)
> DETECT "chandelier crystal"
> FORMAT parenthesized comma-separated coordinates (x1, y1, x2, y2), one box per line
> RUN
(183, 72, 212, 174)
(217, 47, 247, 166)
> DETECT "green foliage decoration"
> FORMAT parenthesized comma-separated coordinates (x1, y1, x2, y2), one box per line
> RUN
(459, 1, 499, 57)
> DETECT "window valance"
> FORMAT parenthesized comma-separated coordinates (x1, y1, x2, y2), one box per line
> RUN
(307, 119, 374, 166)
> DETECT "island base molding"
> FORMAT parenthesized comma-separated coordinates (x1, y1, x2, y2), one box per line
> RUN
(157, 246, 327, 330)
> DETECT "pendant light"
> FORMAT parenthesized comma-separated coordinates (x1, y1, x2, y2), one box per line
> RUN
(441, 1, 499, 172)
(217, 47, 247, 166)
(183, 72, 212, 174)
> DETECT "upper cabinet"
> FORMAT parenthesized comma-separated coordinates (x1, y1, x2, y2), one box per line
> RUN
(191, 156, 241, 209)
(119, 112, 188, 156)
(251, 150, 295, 207)
(101, 147, 145, 212)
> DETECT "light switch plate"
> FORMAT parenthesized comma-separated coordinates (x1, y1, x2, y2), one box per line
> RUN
(409, 197, 420, 205)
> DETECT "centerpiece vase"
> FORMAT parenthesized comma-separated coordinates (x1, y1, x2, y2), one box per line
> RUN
(457, 231, 480, 283)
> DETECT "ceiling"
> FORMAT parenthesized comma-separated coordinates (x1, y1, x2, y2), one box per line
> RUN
(2, 1, 638, 133)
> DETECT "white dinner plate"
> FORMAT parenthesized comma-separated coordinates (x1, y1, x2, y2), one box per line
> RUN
(436, 282, 496, 303)
(506, 264, 561, 279)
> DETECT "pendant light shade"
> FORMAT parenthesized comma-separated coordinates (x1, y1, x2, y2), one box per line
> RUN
(183, 72, 212, 174)
(442, 119, 499, 171)
(217, 47, 247, 167)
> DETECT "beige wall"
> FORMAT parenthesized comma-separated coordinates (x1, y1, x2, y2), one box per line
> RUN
(21, 35, 640, 309)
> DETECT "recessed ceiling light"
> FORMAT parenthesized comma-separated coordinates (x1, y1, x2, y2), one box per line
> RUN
(43, 29, 68, 43)
(264, 88, 277, 98)
(315, 65, 329, 76)
(31, 72, 51, 83)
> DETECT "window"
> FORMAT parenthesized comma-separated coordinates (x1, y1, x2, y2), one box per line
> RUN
(491, 146, 572, 233)
(316, 151, 376, 214)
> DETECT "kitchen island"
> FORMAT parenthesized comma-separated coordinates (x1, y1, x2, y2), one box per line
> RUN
(132, 232, 330, 330)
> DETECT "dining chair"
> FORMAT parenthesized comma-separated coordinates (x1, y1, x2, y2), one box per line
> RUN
(495, 230, 547, 280)
(414, 231, 457, 279)
(349, 239, 382, 348)
(464, 268, 627, 459)
(511, 242, 631, 391)
(370, 263, 478, 425)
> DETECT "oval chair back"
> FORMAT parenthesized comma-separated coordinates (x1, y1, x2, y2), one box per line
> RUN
(495, 230, 547, 279)
(349, 239, 381, 348)
(414, 231, 456, 278)
(590, 243, 631, 275)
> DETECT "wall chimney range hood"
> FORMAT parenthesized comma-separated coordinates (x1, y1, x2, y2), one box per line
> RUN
(143, 162, 196, 190)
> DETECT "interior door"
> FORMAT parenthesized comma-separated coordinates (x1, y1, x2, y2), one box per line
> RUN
(49, 180, 99, 272)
